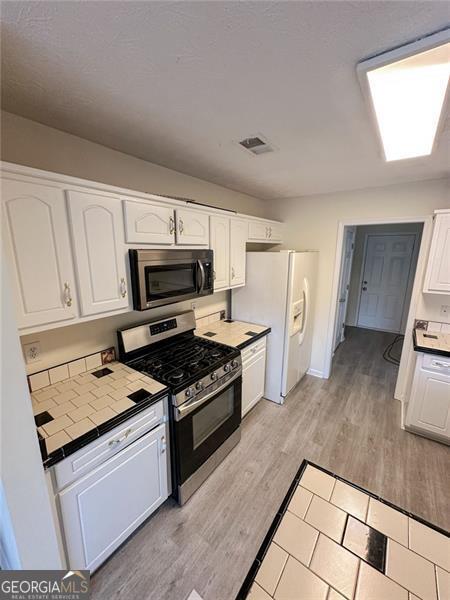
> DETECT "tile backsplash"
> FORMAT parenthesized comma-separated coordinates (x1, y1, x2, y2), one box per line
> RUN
(20, 291, 228, 375)
(28, 348, 116, 392)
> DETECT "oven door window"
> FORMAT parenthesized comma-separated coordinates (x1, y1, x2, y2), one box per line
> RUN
(193, 386, 234, 449)
(174, 377, 242, 484)
(145, 263, 196, 300)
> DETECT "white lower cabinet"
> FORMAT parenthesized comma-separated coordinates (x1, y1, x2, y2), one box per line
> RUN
(67, 190, 130, 316)
(405, 353, 450, 444)
(241, 337, 267, 417)
(58, 423, 168, 572)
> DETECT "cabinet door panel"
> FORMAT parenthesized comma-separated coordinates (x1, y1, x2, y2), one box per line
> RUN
(210, 216, 230, 291)
(407, 369, 450, 439)
(230, 219, 247, 287)
(2, 179, 78, 328)
(176, 208, 209, 245)
(269, 222, 283, 242)
(68, 191, 130, 316)
(242, 349, 266, 417)
(425, 213, 450, 293)
(248, 221, 268, 241)
(123, 199, 175, 244)
(58, 424, 168, 571)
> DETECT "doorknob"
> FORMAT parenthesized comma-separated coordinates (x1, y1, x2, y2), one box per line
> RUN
(363, 281, 367, 285)
(362, 286, 367, 291)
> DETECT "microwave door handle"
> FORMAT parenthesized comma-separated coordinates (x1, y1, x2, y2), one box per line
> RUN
(197, 259, 205, 293)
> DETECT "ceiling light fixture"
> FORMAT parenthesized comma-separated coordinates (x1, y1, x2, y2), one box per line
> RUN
(357, 29, 450, 162)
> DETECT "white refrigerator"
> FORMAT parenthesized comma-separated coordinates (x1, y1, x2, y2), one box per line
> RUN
(233, 251, 318, 404)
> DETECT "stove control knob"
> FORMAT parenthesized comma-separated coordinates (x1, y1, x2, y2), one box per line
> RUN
(231, 359, 239, 369)
(223, 363, 231, 372)
(185, 387, 194, 398)
(211, 372, 218, 381)
(195, 381, 204, 391)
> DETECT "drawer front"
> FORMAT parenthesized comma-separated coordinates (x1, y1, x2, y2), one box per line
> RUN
(242, 337, 267, 362)
(54, 399, 166, 491)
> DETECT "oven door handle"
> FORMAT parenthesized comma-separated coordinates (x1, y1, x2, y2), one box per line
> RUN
(175, 369, 241, 421)
(197, 259, 206, 293)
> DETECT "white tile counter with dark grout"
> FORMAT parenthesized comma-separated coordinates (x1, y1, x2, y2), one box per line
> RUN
(196, 318, 271, 417)
(31, 359, 168, 467)
(195, 319, 271, 350)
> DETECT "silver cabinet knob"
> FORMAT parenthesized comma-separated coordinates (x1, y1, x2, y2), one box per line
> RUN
(63, 282, 72, 307)
(169, 216, 175, 235)
(179, 218, 184, 234)
(120, 277, 127, 298)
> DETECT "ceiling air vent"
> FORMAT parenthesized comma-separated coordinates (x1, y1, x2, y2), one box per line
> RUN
(238, 135, 274, 155)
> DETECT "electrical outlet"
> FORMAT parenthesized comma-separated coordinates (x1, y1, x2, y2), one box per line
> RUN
(23, 341, 41, 364)
(441, 305, 450, 318)
(191, 301, 197, 310)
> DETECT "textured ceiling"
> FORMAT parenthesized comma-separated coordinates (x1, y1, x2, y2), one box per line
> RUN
(1, 1, 449, 200)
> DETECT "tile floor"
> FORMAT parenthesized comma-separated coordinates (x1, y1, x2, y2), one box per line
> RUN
(246, 464, 449, 600)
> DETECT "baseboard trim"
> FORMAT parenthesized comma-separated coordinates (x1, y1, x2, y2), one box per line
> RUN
(307, 368, 325, 379)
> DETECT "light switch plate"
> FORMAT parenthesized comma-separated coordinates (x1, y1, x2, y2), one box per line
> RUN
(23, 341, 41, 364)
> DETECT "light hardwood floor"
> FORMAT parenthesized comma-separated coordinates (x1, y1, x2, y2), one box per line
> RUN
(91, 327, 450, 600)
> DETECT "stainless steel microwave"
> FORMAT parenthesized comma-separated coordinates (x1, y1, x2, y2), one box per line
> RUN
(129, 249, 214, 310)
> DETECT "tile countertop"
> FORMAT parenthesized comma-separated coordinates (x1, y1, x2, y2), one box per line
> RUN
(195, 319, 271, 350)
(31, 362, 168, 468)
(413, 329, 450, 358)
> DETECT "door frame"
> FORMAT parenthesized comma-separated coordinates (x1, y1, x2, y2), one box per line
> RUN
(355, 231, 421, 334)
(333, 226, 356, 351)
(324, 215, 432, 403)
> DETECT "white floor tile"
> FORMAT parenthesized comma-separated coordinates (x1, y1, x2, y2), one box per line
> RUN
(300, 466, 336, 501)
(409, 518, 450, 571)
(255, 543, 288, 595)
(274, 555, 328, 600)
(331, 480, 369, 521)
(305, 494, 347, 543)
(386, 539, 437, 600)
(288, 485, 313, 519)
(367, 498, 408, 546)
(273, 511, 319, 567)
(310, 534, 359, 599)
(355, 561, 408, 600)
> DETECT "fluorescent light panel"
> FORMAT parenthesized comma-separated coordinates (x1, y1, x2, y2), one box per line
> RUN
(362, 38, 450, 161)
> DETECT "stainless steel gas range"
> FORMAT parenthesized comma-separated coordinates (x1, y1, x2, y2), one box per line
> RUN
(118, 310, 242, 504)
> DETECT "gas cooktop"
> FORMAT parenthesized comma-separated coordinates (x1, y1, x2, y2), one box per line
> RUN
(128, 334, 239, 391)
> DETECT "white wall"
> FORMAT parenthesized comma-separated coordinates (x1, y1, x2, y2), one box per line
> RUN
(346, 222, 423, 328)
(0, 111, 267, 218)
(20, 291, 227, 375)
(1, 259, 62, 569)
(269, 178, 450, 376)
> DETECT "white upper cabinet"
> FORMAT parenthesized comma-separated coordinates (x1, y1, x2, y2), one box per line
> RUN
(247, 219, 282, 242)
(123, 199, 175, 245)
(210, 215, 230, 291)
(268, 222, 283, 242)
(67, 190, 130, 316)
(424, 211, 450, 294)
(230, 219, 247, 287)
(2, 179, 79, 329)
(175, 208, 209, 245)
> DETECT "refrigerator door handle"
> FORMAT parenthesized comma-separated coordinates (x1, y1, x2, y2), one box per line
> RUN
(298, 278, 310, 345)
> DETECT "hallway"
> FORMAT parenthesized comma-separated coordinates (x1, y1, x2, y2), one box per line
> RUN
(91, 328, 449, 600)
